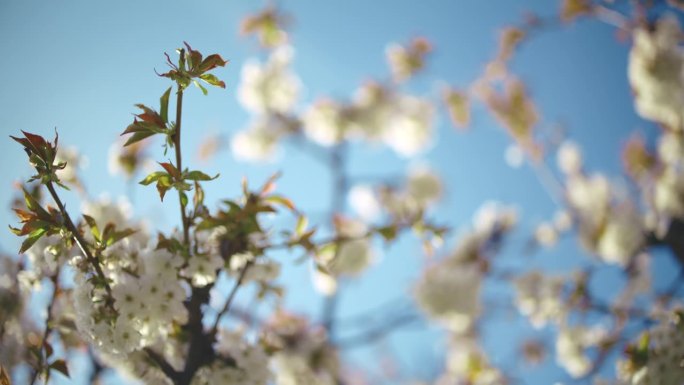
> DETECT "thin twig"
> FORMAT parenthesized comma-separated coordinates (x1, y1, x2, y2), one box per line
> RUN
(335, 311, 421, 349)
(322, 143, 348, 337)
(210, 261, 254, 336)
(45, 181, 113, 302)
(29, 271, 60, 385)
(144, 348, 178, 379)
(173, 84, 190, 246)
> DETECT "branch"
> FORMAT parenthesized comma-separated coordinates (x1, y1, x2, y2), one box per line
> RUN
(335, 311, 421, 349)
(173, 85, 190, 246)
(210, 261, 254, 336)
(144, 347, 178, 380)
(45, 181, 114, 304)
(29, 271, 60, 385)
(322, 143, 348, 337)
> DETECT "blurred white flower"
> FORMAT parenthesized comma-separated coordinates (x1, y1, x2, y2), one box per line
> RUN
(386, 37, 431, 83)
(311, 267, 338, 296)
(653, 167, 684, 219)
(629, 16, 684, 130)
(657, 131, 684, 166)
(231, 117, 285, 162)
(505, 143, 525, 168)
(556, 326, 606, 378)
(414, 262, 481, 333)
(407, 165, 442, 207)
(553, 210, 573, 232)
(55, 145, 87, 184)
(272, 354, 336, 385)
(194, 330, 271, 385)
(302, 100, 350, 146)
(348, 185, 381, 222)
(472, 201, 518, 235)
(514, 271, 566, 328)
(441, 338, 505, 384)
(383, 95, 435, 157)
(238, 46, 300, 114)
(566, 173, 611, 221)
(352, 82, 394, 140)
(557, 141, 582, 175)
(535, 222, 558, 247)
(83, 198, 131, 229)
(596, 205, 644, 266)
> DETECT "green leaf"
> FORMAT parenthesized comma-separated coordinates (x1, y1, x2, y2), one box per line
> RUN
(264, 195, 296, 212)
(158, 162, 181, 180)
(22, 188, 49, 219)
(82, 214, 100, 241)
(124, 130, 156, 147)
(376, 226, 397, 242)
(199, 73, 225, 88)
(106, 228, 137, 247)
(199, 54, 229, 73)
(295, 215, 308, 236)
(193, 80, 208, 95)
(193, 181, 205, 208)
(139, 171, 167, 186)
(133, 104, 165, 127)
(160, 87, 172, 124)
(49, 359, 70, 378)
(156, 233, 186, 254)
(180, 192, 188, 208)
(185, 170, 219, 181)
(157, 180, 172, 201)
(19, 227, 47, 253)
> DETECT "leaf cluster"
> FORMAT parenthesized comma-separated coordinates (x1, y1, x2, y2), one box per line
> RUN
(10, 131, 68, 189)
(159, 42, 229, 94)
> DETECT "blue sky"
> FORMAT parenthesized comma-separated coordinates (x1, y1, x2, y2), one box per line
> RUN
(0, 1, 673, 383)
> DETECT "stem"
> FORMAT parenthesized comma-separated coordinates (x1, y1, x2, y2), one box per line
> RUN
(45, 182, 113, 302)
(210, 261, 253, 336)
(335, 311, 420, 349)
(322, 143, 348, 337)
(173, 86, 190, 246)
(29, 272, 59, 385)
(144, 348, 178, 379)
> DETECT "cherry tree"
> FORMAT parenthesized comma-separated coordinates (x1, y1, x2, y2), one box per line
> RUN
(2, 1, 684, 385)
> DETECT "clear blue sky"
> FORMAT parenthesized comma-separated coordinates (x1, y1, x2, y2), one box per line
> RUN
(0, 1, 673, 383)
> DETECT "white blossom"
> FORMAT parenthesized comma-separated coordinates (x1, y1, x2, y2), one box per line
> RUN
(556, 326, 605, 378)
(348, 184, 382, 222)
(557, 140, 583, 175)
(535, 222, 558, 247)
(414, 262, 481, 333)
(628, 16, 684, 130)
(514, 271, 566, 328)
(231, 117, 283, 162)
(596, 205, 645, 266)
(406, 165, 442, 207)
(472, 201, 518, 235)
(383, 95, 434, 157)
(505, 143, 525, 168)
(302, 100, 350, 146)
(238, 46, 300, 114)
(185, 253, 224, 287)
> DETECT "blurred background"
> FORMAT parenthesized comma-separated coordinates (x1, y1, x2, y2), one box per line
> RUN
(0, 1, 679, 384)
